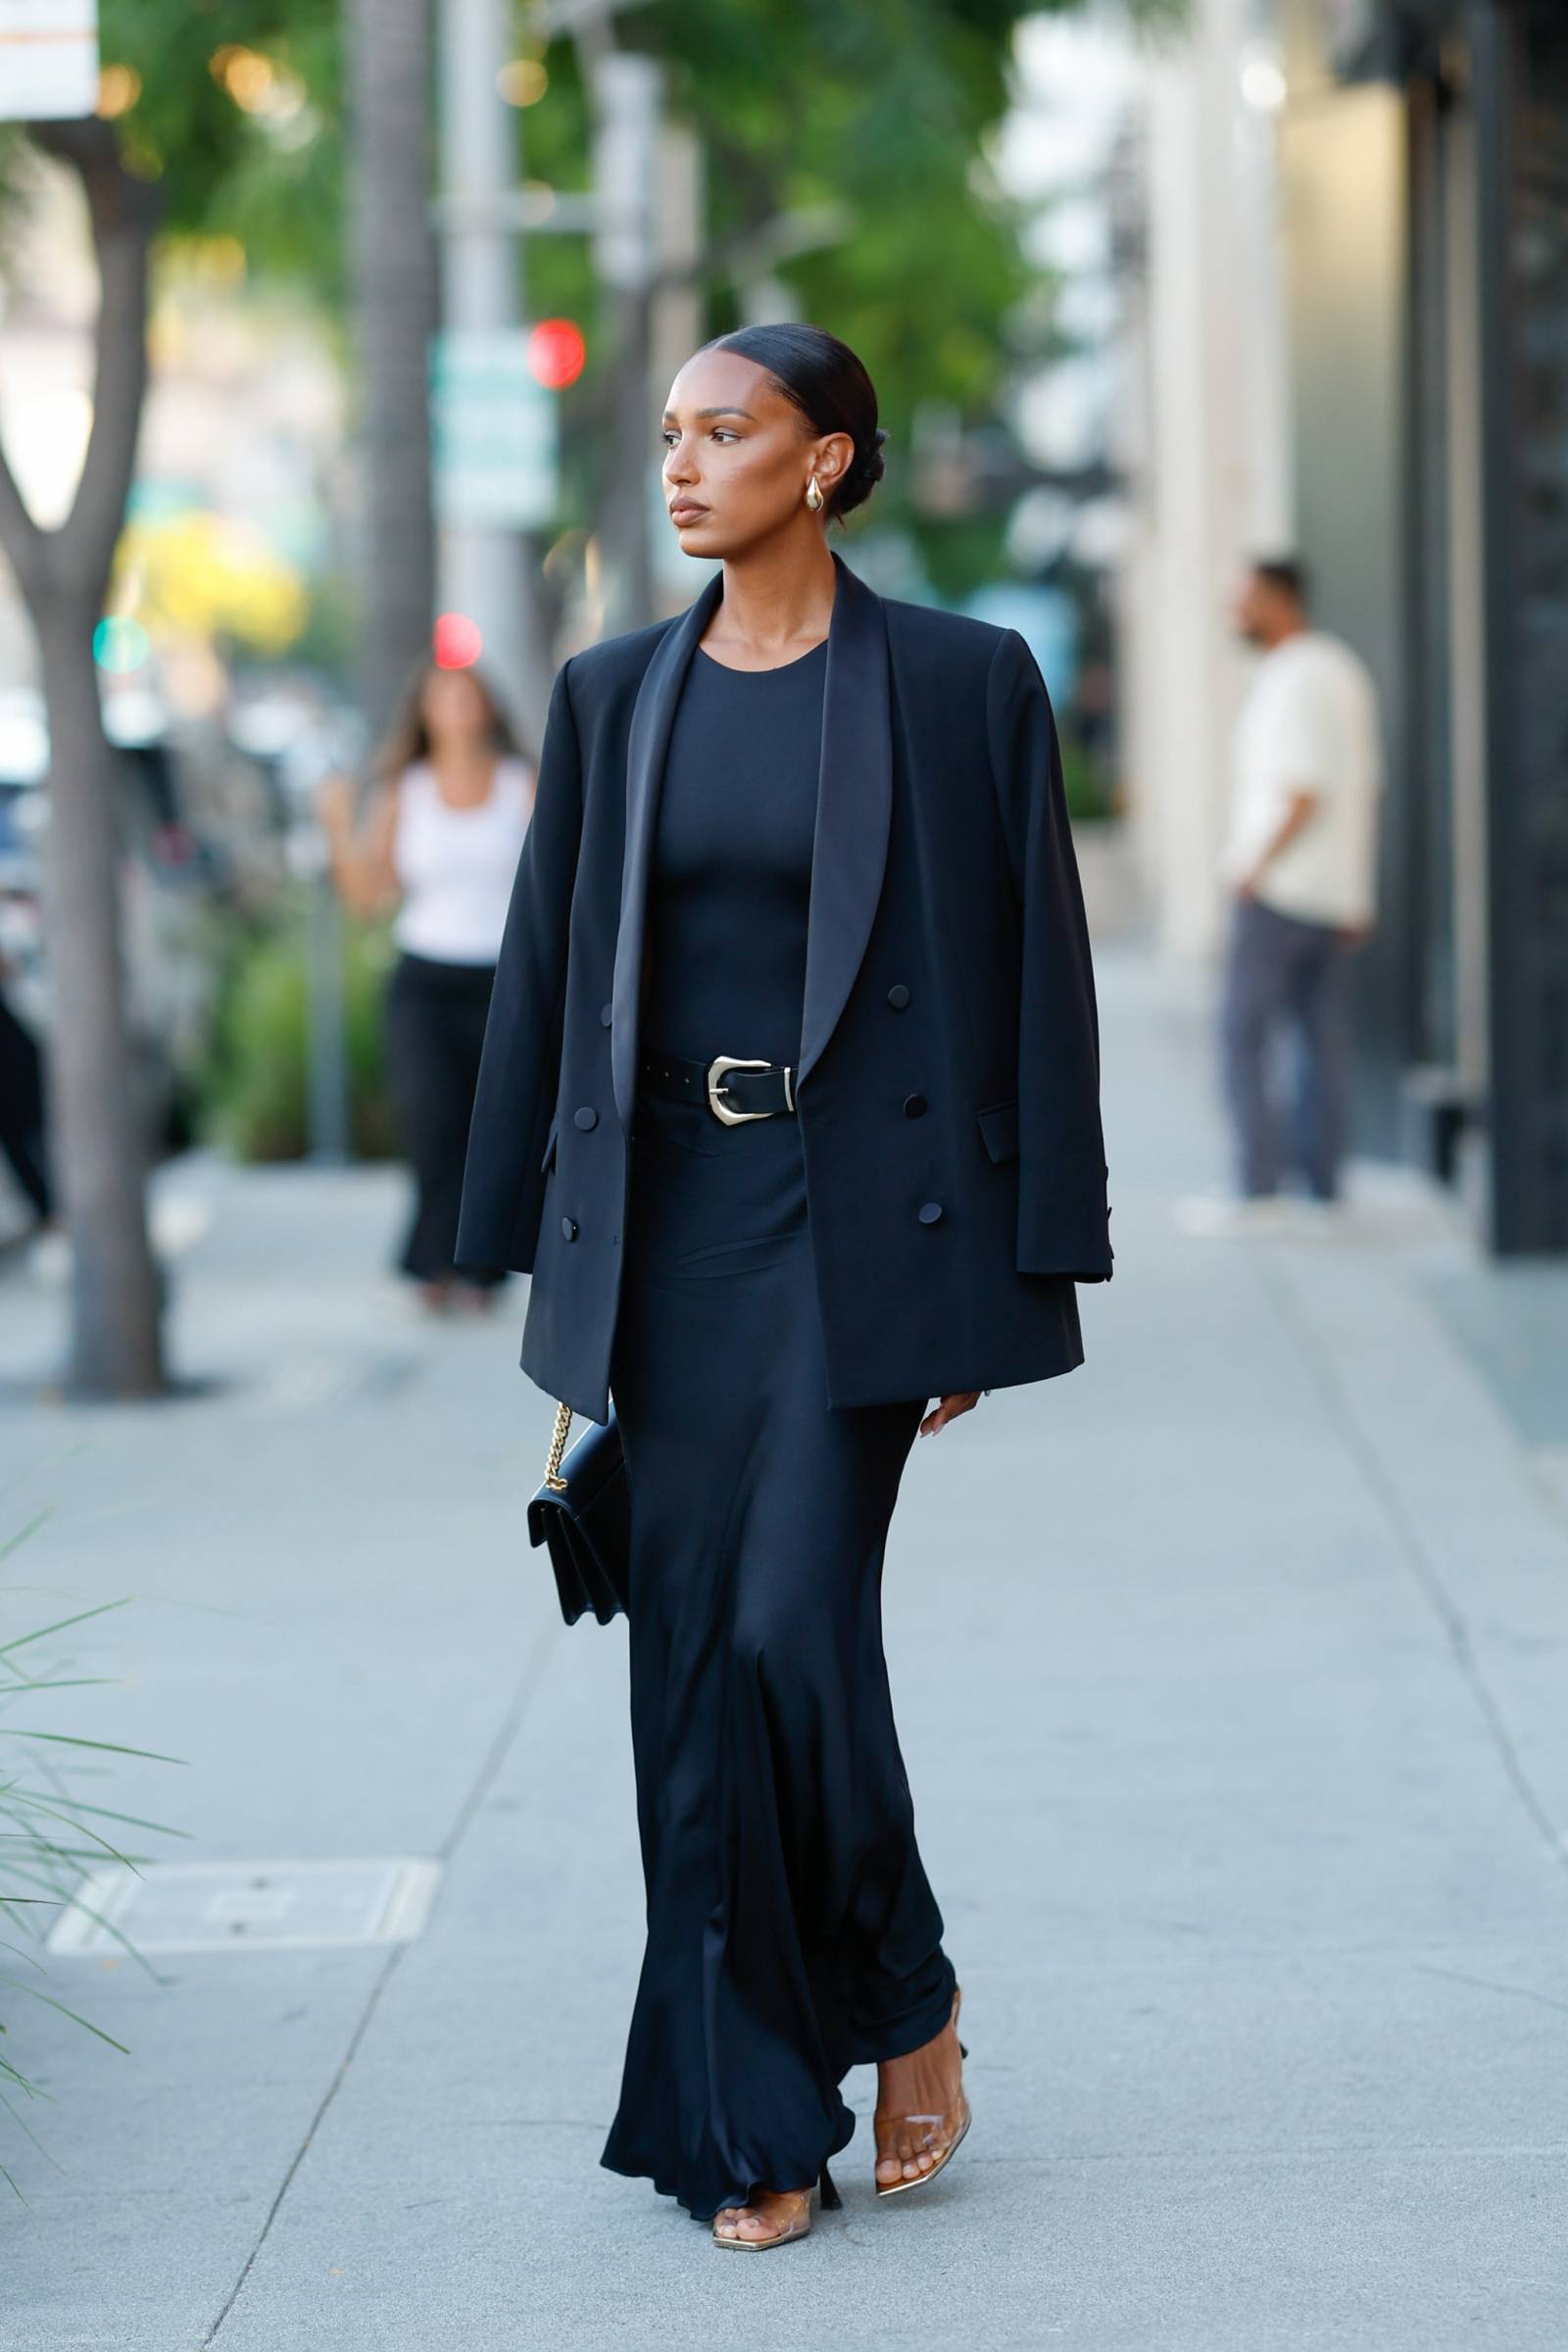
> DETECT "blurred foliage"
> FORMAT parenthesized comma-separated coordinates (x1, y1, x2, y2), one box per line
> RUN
(517, 0, 1184, 595)
(521, 3, 1038, 590)
(116, 511, 309, 653)
(0, 1514, 186, 2200)
(198, 901, 399, 1162)
(9, 0, 1175, 609)
(94, 0, 342, 297)
(1060, 739, 1115, 825)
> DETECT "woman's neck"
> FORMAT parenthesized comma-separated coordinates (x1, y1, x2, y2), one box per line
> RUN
(427, 740, 497, 804)
(706, 537, 838, 666)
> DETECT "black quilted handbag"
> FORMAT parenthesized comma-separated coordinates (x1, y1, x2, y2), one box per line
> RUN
(526, 1402, 630, 1627)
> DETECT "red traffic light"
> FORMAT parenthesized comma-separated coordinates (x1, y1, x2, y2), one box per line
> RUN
(433, 612, 483, 670)
(528, 318, 586, 390)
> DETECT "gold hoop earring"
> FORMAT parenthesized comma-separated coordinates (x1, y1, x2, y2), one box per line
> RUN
(805, 475, 823, 513)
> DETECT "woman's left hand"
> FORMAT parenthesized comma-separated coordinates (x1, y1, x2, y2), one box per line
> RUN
(919, 1392, 981, 1437)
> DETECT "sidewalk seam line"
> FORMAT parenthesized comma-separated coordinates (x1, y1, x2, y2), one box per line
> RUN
(200, 1614, 562, 2345)
(1257, 1254, 1568, 1882)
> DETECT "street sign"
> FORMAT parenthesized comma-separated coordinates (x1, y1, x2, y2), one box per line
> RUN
(430, 329, 559, 529)
(0, 0, 98, 121)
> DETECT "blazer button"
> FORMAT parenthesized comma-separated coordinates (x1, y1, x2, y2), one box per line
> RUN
(573, 1106, 598, 1131)
(561, 1216, 578, 1242)
(887, 983, 910, 1010)
(917, 1200, 943, 1225)
(600, 1002, 613, 1028)
(903, 1092, 927, 1118)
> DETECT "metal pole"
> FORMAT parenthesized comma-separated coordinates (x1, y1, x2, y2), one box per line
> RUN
(590, 51, 662, 634)
(437, 0, 539, 714)
(304, 872, 350, 1166)
(1468, 0, 1537, 1252)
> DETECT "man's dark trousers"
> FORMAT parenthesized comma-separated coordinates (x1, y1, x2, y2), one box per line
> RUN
(1219, 895, 1354, 1201)
(0, 990, 51, 1221)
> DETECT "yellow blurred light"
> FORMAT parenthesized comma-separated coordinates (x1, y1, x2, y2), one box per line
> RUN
(497, 58, 547, 107)
(191, 234, 248, 287)
(211, 44, 276, 111)
(96, 64, 141, 119)
(116, 513, 309, 659)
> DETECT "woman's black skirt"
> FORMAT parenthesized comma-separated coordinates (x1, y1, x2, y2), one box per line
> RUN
(601, 1079, 957, 2223)
(383, 951, 506, 1288)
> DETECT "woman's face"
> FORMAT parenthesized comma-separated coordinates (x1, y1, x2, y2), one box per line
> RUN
(420, 666, 490, 744)
(661, 351, 853, 557)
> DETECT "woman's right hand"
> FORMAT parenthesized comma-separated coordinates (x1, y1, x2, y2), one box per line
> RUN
(316, 775, 401, 918)
(315, 769, 358, 843)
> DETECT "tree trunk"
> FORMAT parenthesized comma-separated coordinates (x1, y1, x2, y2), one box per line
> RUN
(345, 0, 439, 745)
(37, 591, 164, 1396)
(0, 122, 166, 1398)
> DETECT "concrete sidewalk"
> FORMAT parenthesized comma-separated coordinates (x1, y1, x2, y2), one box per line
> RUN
(1, 943, 1565, 2351)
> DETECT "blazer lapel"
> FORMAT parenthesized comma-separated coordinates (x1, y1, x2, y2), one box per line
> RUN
(609, 548, 892, 1130)
(798, 551, 893, 1092)
(610, 565, 724, 1131)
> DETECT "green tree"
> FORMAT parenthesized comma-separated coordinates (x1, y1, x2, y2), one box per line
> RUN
(0, 2, 336, 1398)
(522, 0, 1174, 606)
(0, 0, 1166, 1395)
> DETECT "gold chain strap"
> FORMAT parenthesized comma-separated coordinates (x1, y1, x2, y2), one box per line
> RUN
(543, 1400, 573, 1492)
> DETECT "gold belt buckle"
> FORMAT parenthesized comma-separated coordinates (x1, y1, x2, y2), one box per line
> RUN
(706, 1054, 786, 1126)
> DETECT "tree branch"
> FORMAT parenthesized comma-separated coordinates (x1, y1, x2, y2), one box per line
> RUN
(30, 119, 162, 599)
(0, 430, 45, 603)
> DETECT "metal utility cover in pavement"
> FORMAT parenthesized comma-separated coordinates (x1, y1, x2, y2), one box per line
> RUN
(45, 1857, 442, 1957)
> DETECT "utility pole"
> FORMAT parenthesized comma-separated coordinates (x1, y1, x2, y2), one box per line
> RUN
(432, 3, 702, 671)
(647, 118, 706, 604)
(587, 51, 662, 635)
(437, 0, 554, 735)
(345, 0, 437, 745)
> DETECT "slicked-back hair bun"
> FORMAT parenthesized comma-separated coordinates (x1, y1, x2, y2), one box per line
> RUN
(697, 323, 888, 524)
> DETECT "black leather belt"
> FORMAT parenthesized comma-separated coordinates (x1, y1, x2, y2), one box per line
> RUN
(638, 1045, 797, 1125)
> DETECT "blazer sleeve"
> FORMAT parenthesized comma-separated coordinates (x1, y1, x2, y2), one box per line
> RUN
(455, 658, 585, 1275)
(984, 627, 1113, 1284)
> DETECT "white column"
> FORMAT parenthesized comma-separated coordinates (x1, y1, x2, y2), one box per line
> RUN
(1117, 0, 1293, 966)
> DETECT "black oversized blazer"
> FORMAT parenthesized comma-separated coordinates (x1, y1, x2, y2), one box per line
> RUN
(456, 548, 1112, 1423)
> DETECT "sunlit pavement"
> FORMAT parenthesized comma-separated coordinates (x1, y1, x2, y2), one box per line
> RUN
(2, 940, 1565, 2351)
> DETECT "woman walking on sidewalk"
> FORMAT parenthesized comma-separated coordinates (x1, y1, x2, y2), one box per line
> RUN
(319, 662, 533, 1313)
(458, 324, 1112, 2248)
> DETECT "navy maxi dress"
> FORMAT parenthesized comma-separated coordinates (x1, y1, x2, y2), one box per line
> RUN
(600, 637, 959, 2222)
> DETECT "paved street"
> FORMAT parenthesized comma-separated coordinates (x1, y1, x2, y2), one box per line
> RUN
(2, 942, 1566, 2351)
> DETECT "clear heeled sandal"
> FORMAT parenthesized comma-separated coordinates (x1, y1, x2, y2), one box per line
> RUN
(873, 1983, 971, 2198)
(711, 2160, 842, 2250)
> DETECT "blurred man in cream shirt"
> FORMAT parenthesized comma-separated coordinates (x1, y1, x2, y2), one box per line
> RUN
(1181, 559, 1383, 1235)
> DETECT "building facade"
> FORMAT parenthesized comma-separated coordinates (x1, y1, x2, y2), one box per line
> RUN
(1121, 0, 1568, 1254)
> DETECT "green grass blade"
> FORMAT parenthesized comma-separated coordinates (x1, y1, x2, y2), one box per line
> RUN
(3, 1790, 190, 1840)
(0, 1865, 165, 1981)
(0, 2087, 63, 2173)
(1, 1794, 141, 1871)
(0, 1511, 51, 1571)
(0, 1978, 131, 2054)
(0, 1733, 186, 1764)
(0, 1599, 130, 1657)
(0, 1679, 122, 1696)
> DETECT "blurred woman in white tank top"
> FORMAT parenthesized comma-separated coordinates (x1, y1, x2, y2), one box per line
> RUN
(318, 662, 533, 1311)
